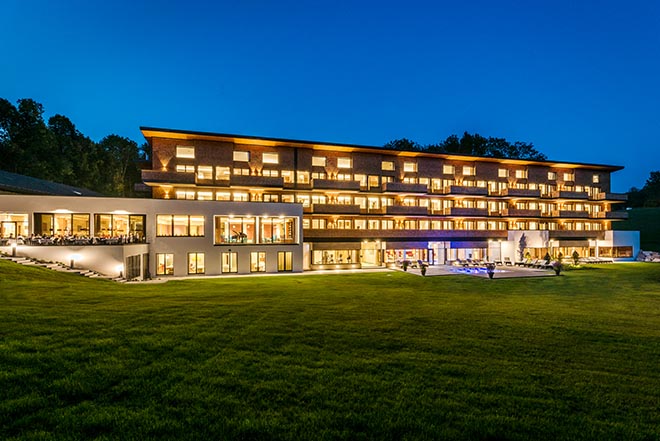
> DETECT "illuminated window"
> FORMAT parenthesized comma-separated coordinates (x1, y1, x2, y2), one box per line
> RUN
(176, 165, 195, 173)
(354, 174, 367, 186)
(216, 192, 231, 201)
(312, 156, 326, 167)
(443, 164, 455, 174)
(281, 170, 294, 183)
(175, 190, 195, 200)
(197, 166, 213, 180)
(233, 151, 249, 162)
(156, 253, 174, 275)
(156, 215, 204, 237)
(176, 146, 194, 159)
(233, 168, 250, 176)
(403, 162, 417, 173)
(419, 177, 429, 185)
(263, 152, 279, 164)
(498, 168, 508, 178)
(197, 191, 213, 201)
(564, 172, 574, 181)
(463, 165, 475, 176)
(548, 171, 557, 180)
(215, 166, 230, 180)
(221, 252, 238, 273)
(278, 251, 293, 272)
(188, 253, 205, 274)
(382, 161, 394, 171)
(515, 169, 527, 179)
(337, 157, 352, 169)
(312, 172, 326, 180)
(593, 174, 600, 183)
(251, 252, 266, 272)
(262, 169, 279, 177)
(233, 192, 249, 202)
(297, 171, 310, 183)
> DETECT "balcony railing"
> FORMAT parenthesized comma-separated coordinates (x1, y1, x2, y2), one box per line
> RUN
(444, 207, 489, 216)
(594, 211, 629, 220)
(498, 188, 541, 198)
(590, 192, 628, 202)
(313, 179, 361, 191)
(312, 204, 362, 215)
(142, 170, 195, 185)
(551, 190, 589, 200)
(501, 209, 542, 217)
(549, 230, 604, 239)
(385, 205, 429, 215)
(303, 229, 508, 240)
(230, 175, 284, 187)
(551, 210, 590, 218)
(443, 185, 489, 196)
(381, 182, 428, 193)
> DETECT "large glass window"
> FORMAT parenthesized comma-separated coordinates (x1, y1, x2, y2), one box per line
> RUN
(34, 213, 90, 237)
(222, 252, 238, 273)
(337, 157, 352, 169)
(93, 214, 145, 239)
(263, 153, 279, 164)
(1, 213, 29, 238)
(214, 216, 297, 244)
(382, 161, 394, 171)
(156, 253, 174, 275)
(443, 164, 454, 174)
(403, 162, 417, 172)
(216, 166, 231, 180)
(312, 156, 326, 167)
(156, 215, 204, 237)
(176, 146, 195, 158)
(233, 151, 249, 162)
(251, 252, 266, 272)
(188, 253, 205, 274)
(197, 166, 213, 179)
(278, 251, 293, 272)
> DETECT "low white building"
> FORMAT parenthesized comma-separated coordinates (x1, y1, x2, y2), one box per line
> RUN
(0, 195, 303, 279)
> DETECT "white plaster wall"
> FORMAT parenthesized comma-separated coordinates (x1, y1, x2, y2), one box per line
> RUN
(604, 230, 640, 261)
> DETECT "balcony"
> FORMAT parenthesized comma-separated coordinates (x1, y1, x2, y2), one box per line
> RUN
(230, 175, 284, 188)
(381, 182, 428, 193)
(591, 192, 628, 202)
(443, 185, 488, 196)
(501, 209, 542, 217)
(549, 230, 604, 240)
(313, 179, 361, 191)
(302, 229, 508, 241)
(594, 211, 629, 220)
(312, 204, 361, 215)
(499, 188, 541, 198)
(142, 170, 195, 185)
(385, 205, 429, 216)
(551, 210, 590, 218)
(444, 207, 488, 217)
(550, 190, 589, 200)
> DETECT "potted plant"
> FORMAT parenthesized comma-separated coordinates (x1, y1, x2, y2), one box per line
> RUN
(572, 250, 580, 266)
(486, 263, 495, 279)
(551, 260, 562, 275)
(420, 264, 427, 276)
(402, 260, 409, 272)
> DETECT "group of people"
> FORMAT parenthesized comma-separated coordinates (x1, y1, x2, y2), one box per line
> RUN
(13, 233, 146, 246)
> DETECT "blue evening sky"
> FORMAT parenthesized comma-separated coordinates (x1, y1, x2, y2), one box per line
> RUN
(2, 0, 659, 192)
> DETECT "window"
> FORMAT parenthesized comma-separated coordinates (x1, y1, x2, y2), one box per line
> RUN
(216, 166, 230, 180)
(214, 216, 296, 244)
(312, 172, 326, 180)
(197, 191, 213, 201)
(156, 254, 174, 275)
(263, 152, 279, 164)
(593, 174, 600, 183)
(251, 252, 266, 272)
(312, 156, 326, 167)
(337, 157, 352, 169)
(548, 171, 557, 180)
(176, 146, 194, 159)
(278, 251, 293, 272)
(197, 166, 213, 180)
(564, 172, 574, 181)
(403, 162, 417, 173)
(93, 214, 145, 239)
(382, 161, 394, 171)
(443, 164, 454, 174)
(297, 171, 310, 183)
(156, 215, 204, 237)
(515, 169, 527, 179)
(233, 193, 249, 202)
(281, 170, 294, 183)
(263, 194, 279, 202)
(498, 168, 508, 178)
(176, 165, 195, 173)
(175, 190, 196, 200)
(463, 165, 475, 176)
(354, 174, 367, 187)
(233, 151, 249, 162)
(222, 252, 238, 273)
(233, 168, 250, 176)
(188, 253, 205, 274)
(216, 192, 231, 201)
(262, 169, 279, 177)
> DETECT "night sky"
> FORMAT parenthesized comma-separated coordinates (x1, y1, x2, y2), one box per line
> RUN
(3, 0, 659, 192)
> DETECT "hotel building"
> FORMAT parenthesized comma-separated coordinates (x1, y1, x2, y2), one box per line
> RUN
(140, 127, 639, 269)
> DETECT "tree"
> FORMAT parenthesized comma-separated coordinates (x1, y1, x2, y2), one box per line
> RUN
(382, 138, 421, 152)
(98, 135, 143, 197)
(627, 170, 660, 207)
(518, 233, 527, 262)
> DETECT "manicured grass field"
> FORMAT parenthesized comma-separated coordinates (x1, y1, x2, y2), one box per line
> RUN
(1, 261, 659, 440)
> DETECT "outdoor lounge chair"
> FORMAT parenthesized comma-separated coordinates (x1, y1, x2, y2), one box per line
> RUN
(503, 257, 513, 266)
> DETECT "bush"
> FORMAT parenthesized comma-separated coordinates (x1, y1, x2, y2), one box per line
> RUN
(572, 250, 580, 265)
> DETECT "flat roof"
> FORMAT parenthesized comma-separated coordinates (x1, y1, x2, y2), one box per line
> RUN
(0, 169, 101, 197)
(140, 126, 624, 172)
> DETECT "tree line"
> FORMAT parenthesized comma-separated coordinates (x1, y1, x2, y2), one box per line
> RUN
(383, 132, 547, 160)
(627, 171, 660, 207)
(0, 98, 147, 196)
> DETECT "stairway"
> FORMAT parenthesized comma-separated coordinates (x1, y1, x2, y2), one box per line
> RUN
(0, 253, 125, 282)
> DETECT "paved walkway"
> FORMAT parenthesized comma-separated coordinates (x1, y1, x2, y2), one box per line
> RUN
(401, 264, 556, 279)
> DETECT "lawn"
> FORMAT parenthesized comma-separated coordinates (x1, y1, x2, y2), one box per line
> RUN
(1, 261, 659, 440)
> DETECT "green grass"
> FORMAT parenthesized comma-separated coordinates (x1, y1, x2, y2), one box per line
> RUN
(1, 261, 660, 440)
(615, 207, 660, 251)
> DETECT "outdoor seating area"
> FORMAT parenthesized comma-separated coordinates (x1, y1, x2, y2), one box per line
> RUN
(6, 234, 147, 246)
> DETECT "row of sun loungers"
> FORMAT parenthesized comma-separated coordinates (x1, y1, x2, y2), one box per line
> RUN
(515, 259, 553, 269)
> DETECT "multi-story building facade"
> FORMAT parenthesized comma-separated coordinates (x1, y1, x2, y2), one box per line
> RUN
(141, 127, 639, 268)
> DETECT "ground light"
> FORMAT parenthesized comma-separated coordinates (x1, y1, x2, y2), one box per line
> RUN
(69, 253, 82, 269)
(11, 242, 17, 257)
(116, 264, 124, 278)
